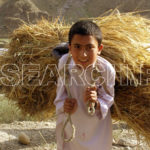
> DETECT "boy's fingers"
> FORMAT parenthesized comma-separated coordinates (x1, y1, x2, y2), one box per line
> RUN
(86, 95, 97, 100)
(64, 105, 74, 110)
(91, 86, 97, 90)
(86, 96, 97, 101)
(85, 89, 97, 95)
(65, 102, 74, 106)
(64, 104, 73, 108)
(88, 91, 97, 95)
(65, 106, 72, 110)
(86, 92, 97, 97)
(85, 90, 91, 96)
(65, 98, 72, 102)
(86, 86, 97, 91)
(65, 99, 69, 104)
(70, 98, 77, 103)
(85, 92, 95, 98)
(65, 98, 75, 105)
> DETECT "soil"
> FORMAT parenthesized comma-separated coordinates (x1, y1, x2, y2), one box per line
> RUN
(0, 119, 149, 150)
(0, 0, 150, 38)
(0, 0, 51, 38)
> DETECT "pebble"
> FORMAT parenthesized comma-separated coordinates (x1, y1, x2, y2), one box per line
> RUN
(18, 132, 30, 145)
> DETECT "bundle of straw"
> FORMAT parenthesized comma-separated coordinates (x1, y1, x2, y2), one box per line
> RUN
(0, 19, 69, 118)
(0, 11, 150, 144)
(94, 12, 150, 144)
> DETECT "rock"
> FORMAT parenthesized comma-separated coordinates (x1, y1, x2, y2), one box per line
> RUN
(118, 139, 127, 146)
(124, 146, 132, 150)
(18, 132, 30, 145)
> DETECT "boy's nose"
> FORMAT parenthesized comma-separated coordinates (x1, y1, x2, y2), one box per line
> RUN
(80, 51, 87, 58)
(80, 48, 87, 57)
(83, 51, 87, 57)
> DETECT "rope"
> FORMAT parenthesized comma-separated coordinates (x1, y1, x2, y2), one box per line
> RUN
(87, 82, 96, 116)
(87, 101, 96, 116)
(61, 55, 103, 141)
(61, 114, 76, 142)
(87, 66, 100, 116)
(61, 55, 76, 142)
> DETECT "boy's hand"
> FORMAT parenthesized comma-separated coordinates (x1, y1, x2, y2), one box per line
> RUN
(64, 98, 78, 114)
(84, 86, 100, 109)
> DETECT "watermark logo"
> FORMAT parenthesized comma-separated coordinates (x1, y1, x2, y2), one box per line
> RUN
(0, 63, 149, 87)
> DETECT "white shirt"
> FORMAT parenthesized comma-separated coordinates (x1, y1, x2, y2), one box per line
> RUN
(54, 53, 116, 150)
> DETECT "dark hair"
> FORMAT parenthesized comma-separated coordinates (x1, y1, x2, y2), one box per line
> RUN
(68, 20, 102, 45)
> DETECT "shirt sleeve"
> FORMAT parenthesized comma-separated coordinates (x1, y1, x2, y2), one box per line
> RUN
(97, 64, 116, 120)
(54, 54, 68, 116)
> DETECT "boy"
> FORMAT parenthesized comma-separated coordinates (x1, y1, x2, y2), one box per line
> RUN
(54, 20, 115, 150)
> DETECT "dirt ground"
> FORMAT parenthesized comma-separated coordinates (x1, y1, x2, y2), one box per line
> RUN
(0, 120, 56, 150)
(0, 119, 149, 150)
(1, 0, 150, 38)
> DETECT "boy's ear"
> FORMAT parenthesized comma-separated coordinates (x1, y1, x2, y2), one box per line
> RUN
(68, 45, 72, 55)
(98, 44, 103, 55)
(68, 44, 71, 53)
(69, 45, 71, 50)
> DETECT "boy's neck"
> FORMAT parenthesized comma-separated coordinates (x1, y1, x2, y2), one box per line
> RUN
(72, 57, 97, 70)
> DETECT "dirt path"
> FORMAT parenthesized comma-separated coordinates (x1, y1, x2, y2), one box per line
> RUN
(0, 120, 149, 150)
(0, 120, 56, 150)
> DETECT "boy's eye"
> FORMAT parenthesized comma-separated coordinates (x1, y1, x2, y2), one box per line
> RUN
(87, 45, 92, 49)
(86, 45, 94, 50)
(73, 44, 95, 51)
(74, 45, 80, 49)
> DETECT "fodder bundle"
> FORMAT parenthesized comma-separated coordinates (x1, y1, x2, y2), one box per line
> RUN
(94, 11, 150, 144)
(0, 19, 69, 118)
(0, 11, 150, 144)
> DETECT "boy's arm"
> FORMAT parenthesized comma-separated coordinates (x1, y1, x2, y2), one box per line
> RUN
(54, 77, 67, 115)
(54, 54, 68, 116)
(97, 66, 116, 120)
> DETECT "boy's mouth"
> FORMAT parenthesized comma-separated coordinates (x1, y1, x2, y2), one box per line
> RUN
(78, 59, 88, 63)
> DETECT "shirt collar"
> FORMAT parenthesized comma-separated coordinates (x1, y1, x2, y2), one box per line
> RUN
(70, 57, 97, 71)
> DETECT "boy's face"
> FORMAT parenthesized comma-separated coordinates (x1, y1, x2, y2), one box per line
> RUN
(69, 34, 103, 69)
